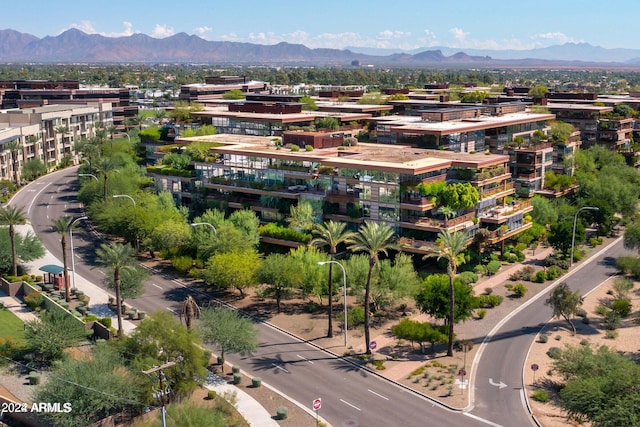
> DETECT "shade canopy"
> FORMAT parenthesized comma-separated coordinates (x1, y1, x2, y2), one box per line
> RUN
(39, 264, 65, 274)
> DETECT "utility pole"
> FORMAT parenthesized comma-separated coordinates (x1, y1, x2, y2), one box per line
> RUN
(143, 361, 176, 427)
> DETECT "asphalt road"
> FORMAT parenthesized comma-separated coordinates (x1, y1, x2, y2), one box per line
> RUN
(14, 167, 490, 427)
(468, 235, 631, 426)
(13, 166, 632, 427)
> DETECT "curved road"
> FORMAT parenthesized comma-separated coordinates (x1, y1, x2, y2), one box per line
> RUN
(12, 167, 631, 427)
(14, 167, 488, 427)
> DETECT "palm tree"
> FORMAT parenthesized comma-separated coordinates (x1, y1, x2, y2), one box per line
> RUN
(94, 157, 119, 201)
(95, 242, 137, 337)
(0, 205, 26, 276)
(311, 220, 354, 338)
(51, 216, 78, 303)
(423, 230, 467, 357)
(180, 295, 201, 329)
(6, 139, 22, 186)
(347, 222, 397, 354)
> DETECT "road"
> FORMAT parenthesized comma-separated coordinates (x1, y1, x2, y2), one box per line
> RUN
(14, 167, 633, 427)
(468, 235, 631, 426)
(15, 167, 490, 427)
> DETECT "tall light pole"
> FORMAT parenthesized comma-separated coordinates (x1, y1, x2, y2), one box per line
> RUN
(570, 206, 599, 268)
(70, 216, 88, 291)
(190, 222, 217, 237)
(318, 260, 348, 347)
(113, 194, 138, 250)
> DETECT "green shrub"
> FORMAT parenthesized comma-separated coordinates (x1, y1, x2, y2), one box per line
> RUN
(207, 390, 217, 400)
(476, 309, 487, 319)
(457, 271, 478, 285)
(546, 347, 562, 359)
(24, 291, 44, 310)
(276, 406, 288, 420)
(305, 145, 314, 151)
(545, 266, 560, 280)
(476, 294, 504, 308)
(474, 264, 487, 276)
(372, 359, 385, 370)
(258, 222, 312, 243)
(251, 377, 262, 387)
(486, 260, 501, 275)
(28, 372, 41, 385)
(611, 298, 632, 317)
(232, 365, 240, 374)
(290, 145, 300, 152)
(534, 270, 547, 283)
(232, 373, 242, 385)
(337, 306, 365, 326)
(605, 330, 619, 339)
(506, 283, 528, 297)
(171, 256, 194, 273)
(576, 308, 587, 318)
(580, 339, 590, 346)
(98, 317, 112, 328)
(538, 333, 549, 343)
(595, 305, 609, 316)
(531, 389, 549, 402)
(603, 311, 621, 330)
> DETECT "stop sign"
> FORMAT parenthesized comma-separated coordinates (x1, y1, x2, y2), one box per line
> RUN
(369, 341, 377, 351)
(312, 398, 321, 411)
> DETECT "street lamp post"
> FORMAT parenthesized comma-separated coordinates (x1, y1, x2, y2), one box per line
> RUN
(70, 216, 88, 291)
(113, 194, 138, 250)
(570, 206, 599, 268)
(318, 260, 348, 347)
(190, 222, 217, 237)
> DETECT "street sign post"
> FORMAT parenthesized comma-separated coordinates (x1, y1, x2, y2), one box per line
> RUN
(312, 398, 321, 426)
(458, 369, 467, 393)
(369, 341, 377, 351)
(531, 363, 539, 382)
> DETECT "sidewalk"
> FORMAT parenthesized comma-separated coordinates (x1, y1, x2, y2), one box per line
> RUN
(5, 215, 279, 427)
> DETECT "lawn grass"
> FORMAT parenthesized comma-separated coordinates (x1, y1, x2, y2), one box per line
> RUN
(0, 304, 28, 346)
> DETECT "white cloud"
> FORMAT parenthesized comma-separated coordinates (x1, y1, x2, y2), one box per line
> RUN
(377, 30, 411, 40)
(532, 32, 582, 45)
(65, 21, 137, 37)
(151, 24, 175, 38)
(219, 32, 239, 42)
(193, 26, 212, 37)
(449, 27, 469, 43)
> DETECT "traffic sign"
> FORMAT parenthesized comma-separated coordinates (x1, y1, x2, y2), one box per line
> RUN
(458, 369, 466, 376)
(531, 363, 539, 371)
(369, 340, 377, 351)
(312, 398, 321, 411)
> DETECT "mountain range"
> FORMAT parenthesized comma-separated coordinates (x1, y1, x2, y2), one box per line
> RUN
(1, 28, 640, 67)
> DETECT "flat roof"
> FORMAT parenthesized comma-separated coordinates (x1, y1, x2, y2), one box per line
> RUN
(178, 133, 509, 175)
(371, 111, 555, 136)
(193, 106, 371, 124)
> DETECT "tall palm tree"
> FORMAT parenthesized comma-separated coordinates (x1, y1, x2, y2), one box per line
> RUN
(311, 220, 354, 338)
(0, 205, 26, 276)
(423, 230, 468, 357)
(347, 222, 397, 355)
(95, 242, 137, 337)
(6, 140, 22, 186)
(180, 295, 201, 330)
(94, 157, 119, 202)
(51, 216, 78, 303)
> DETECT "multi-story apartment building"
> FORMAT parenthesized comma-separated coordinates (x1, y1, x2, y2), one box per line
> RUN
(179, 76, 270, 103)
(148, 134, 532, 254)
(0, 103, 110, 182)
(0, 80, 135, 131)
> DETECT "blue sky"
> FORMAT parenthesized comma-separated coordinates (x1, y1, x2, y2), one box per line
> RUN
(2, 0, 638, 51)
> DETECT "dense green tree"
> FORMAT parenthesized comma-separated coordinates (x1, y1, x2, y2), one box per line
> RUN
(162, 152, 191, 170)
(288, 246, 329, 304)
(21, 158, 47, 181)
(311, 220, 355, 337)
(34, 343, 144, 427)
(228, 209, 261, 248)
(439, 183, 479, 212)
(315, 117, 340, 130)
(373, 253, 421, 312)
(415, 274, 477, 324)
(623, 222, 640, 253)
(422, 230, 467, 356)
(549, 220, 585, 256)
(118, 311, 208, 397)
(256, 253, 302, 312)
(222, 89, 245, 100)
(347, 222, 397, 355)
(391, 318, 447, 353)
(287, 200, 316, 231)
(528, 85, 549, 98)
(300, 95, 318, 110)
(25, 310, 87, 362)
(0, 205, 26, 276)
(202, 249, 261, 297)
(545, 283, 583, 335)
(199, 307, 258, 368)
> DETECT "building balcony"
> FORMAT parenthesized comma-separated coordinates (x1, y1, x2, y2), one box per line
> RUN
(478, 199, 533, 225)
(479, 182, 514, 199)
(481, 222, 533, 245)
(400, 212, 476, 233)
(399, 195, 435, 211)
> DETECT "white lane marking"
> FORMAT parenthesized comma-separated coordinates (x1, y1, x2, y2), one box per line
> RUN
(463, 412, 503, 427)
(98, 270, 106, 276)
(367, 389, 389, 400)
(296, 354, 314, 364)
(151, 283, 162, 290)
(272, 363, 289, 373)
(27, 183, 51, 216)
(339, 399, 361, 411)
